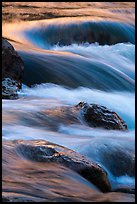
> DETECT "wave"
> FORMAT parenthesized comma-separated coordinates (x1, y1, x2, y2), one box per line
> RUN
(74, 134, 135, 189)
(3, 19, 135, 48)
(18, 47, 134, 92)
(52, 42, 135, 80)
(3, 19, 135, 92)
(22, 20, 135, 48)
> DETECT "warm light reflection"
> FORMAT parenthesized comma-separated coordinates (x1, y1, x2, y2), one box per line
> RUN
(2, 2, 135, 202)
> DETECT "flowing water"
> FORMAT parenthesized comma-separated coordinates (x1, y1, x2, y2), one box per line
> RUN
(2, 2, 135, 202)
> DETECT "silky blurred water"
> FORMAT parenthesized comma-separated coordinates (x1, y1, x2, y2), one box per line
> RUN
(2, 2, 135, 202)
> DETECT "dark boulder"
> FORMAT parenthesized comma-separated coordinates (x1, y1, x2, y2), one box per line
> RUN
(2, 38, 24, 82)
(16, 140, 111, 193)
(75, 102, 128, 130)
(2, 38, 24, 99)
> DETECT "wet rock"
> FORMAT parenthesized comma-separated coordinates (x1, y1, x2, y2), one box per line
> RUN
(3, 140, 135, 202)
(2, 78, 20, 99)
(75, 102, 128, 130)
(16, 140, 111, 193)
(2, 38, 24, 99)
(2, 38, 24, 82)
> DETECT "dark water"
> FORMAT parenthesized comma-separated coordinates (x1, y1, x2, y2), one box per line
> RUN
(2, 2, 135, 202)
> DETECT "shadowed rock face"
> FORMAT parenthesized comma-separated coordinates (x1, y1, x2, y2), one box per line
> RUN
(2, 38, 24, 82)
(75, 102, 128, 130)
(16, 140, 111, 193)
(2, 38, 24, 99)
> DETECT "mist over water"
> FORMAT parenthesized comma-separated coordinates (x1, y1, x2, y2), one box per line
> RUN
(2, 2, 135, 202)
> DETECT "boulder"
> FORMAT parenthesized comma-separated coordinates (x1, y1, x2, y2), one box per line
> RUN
(16, 140, 111, 192)
(75, 102, 127, 130)
(3, 140, 135, 202)
(2, 38, 24, 99)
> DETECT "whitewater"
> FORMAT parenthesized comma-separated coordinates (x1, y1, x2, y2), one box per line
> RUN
(2, 2, 135, 202)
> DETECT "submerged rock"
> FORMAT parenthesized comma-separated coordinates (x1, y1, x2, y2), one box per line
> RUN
(99, 146, 135, 177)
(2, 38, 24, 99)
(75, 102, 128, 130)
(16, 140, 111, 193)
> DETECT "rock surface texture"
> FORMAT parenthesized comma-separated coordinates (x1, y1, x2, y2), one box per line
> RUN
(2, 38, 24, 99)
(75, 102, 128, 130)
(16, 140, 111, 193)
(2, 77, 19, 99)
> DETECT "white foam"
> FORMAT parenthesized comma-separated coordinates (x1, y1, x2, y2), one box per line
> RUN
(18, 84, 135, 130)
(52, 42, 135, 80)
